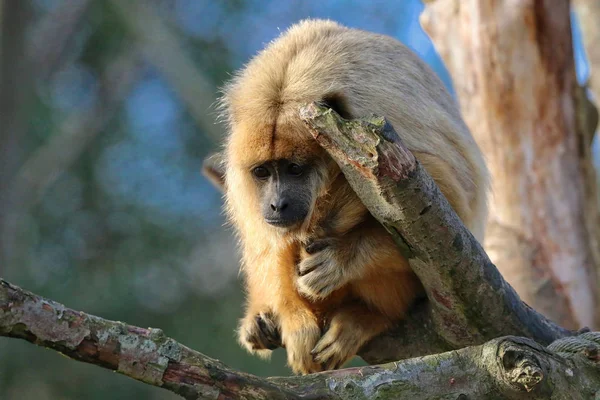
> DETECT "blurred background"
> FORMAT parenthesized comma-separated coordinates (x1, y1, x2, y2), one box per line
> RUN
(0, 1, 593, 399)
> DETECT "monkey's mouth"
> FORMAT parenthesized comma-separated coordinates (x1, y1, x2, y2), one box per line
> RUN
(265, 218, 301, 229)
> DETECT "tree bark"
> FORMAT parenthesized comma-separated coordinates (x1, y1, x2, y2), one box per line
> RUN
(2, 278, 599, 400)
(421, 0, 600, 331)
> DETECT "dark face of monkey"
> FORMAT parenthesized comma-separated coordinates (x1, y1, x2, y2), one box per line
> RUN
(251, 160, 314, 229)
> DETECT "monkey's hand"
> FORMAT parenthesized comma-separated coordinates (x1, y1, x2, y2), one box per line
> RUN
(296, 239, 353, 300)
(238, 310, 282, 358)
(281, 315, 323, 375)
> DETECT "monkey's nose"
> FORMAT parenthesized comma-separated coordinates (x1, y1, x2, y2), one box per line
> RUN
(270, 199, 289, 212)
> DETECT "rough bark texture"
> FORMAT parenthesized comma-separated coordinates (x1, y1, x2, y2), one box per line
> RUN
(2, 279, 599, 399)
(421, 0, 600, 331)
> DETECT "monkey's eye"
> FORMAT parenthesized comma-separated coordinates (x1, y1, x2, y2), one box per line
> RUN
(287, 163, 303, 176)
(252, 166, 270, 179)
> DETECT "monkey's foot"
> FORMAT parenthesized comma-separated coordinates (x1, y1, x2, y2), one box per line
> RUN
(312, 308, 384, 370)
(238, 310, 281, 357)
(297, 240, 348, 300)
(282, 321, 323, 375)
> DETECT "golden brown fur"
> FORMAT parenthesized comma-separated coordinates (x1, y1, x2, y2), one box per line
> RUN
(220, 19, 489, 374)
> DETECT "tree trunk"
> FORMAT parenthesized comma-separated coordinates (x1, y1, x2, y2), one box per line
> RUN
(421, 0, 600, 331)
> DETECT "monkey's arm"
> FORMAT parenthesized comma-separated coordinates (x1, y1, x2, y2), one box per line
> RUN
(239, 246, 325, 375)
(237, 275, 282, 357)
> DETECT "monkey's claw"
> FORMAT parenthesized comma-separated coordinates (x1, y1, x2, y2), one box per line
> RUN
(239, 311, 282, 353)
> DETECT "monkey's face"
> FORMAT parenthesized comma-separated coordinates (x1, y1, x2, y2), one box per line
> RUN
(251, 159, 316, 230)
(224, 111, 334, 238)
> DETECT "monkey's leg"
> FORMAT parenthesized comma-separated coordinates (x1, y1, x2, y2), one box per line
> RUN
(312, 302, 391, 370)
(275, 249, 325, 375)
(277, 304, 324, 375)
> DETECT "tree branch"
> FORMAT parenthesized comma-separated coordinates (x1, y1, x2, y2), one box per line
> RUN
(1, 104, 598, 397)
(299, 103, 574, 357)
(0, 279, 299, 400)
(2, 278, 599, 399)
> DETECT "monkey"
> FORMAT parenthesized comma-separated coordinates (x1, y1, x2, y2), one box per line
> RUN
(218, 19, 489, 375)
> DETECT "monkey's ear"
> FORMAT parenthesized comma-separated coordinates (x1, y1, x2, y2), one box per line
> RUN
(202, 152, 226, 192)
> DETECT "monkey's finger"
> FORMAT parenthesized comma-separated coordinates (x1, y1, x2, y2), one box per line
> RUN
(313, 346, 340, 369)
(319, 350, 339, 371)
(305, 239, 330, 254)
(262, 325, 282, 348)
(314, 345, 350, 371)
(264, 329, 282, 349)
(316, 283, 337, 297)
(311, 329, 337, 356)
(297, 260, 324, 276)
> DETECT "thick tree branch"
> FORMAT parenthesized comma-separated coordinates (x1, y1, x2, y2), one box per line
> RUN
(299, 103, 573, 356)
(0, 279, 299, 400)
(2, 278, 599, 399)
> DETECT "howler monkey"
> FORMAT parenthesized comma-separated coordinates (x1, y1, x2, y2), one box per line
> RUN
(218, 19, 489, 374)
